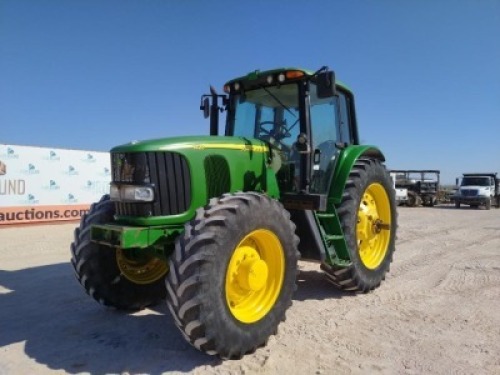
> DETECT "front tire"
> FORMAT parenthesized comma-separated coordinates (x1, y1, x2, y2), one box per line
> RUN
(70, 195, 168, 310)
(485, 199, 491, 210)
(166, 192, 299, 359)
(322, 159, 396, 292)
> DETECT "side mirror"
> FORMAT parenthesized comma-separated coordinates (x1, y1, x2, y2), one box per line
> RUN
(316, 71, 336, 98)
(200, 97, 210, 119)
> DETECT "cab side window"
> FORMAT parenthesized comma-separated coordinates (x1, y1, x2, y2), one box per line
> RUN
(308, 86, 338, 194)
(338, 92, 352, 144)
(308, 88, 354, 194)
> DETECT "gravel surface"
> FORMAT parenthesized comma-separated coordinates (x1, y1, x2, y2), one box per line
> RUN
(1, 205, 499, 374)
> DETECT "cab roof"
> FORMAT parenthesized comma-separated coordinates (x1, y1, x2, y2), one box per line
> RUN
(224, 67, 352, 94)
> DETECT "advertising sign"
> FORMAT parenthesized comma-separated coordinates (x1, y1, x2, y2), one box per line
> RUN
(0, 144, 111, 225)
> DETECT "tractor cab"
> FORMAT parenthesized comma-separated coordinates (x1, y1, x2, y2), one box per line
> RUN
(201, 67, 359, 210)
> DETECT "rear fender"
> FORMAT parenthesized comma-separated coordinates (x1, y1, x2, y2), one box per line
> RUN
(329, 145, 385, 205)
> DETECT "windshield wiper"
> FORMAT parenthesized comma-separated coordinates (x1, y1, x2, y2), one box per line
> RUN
(259, 85, 297, 119)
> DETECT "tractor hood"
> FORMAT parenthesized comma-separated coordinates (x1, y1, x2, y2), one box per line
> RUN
(108, 135, 279, 226)
(111, 135, 268, 154)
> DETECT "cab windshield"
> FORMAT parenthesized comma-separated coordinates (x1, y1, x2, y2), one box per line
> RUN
(229, 83, 300, 152)
(227, 81, 343, 194)
(461, 177, 490, 186)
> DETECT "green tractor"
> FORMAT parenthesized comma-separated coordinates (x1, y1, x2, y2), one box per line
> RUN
(71, 66, 396, 359)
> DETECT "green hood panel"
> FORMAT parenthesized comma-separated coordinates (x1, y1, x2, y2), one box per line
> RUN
(111, 136, 279, 226)
(111, 135, 269, 153)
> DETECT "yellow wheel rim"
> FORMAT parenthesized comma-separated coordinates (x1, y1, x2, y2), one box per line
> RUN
(225, 229, 285, 324)
(356, 183, 392, 270)
(116, 248, 168, 285)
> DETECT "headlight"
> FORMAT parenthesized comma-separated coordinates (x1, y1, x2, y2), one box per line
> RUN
(109, 184, 154, 202)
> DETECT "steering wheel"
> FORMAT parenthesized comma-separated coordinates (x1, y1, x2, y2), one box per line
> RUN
(258, 121, 277, 137)
(259, 120, 291, 140)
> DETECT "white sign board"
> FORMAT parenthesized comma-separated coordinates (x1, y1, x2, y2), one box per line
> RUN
(0, 144, 111, 225)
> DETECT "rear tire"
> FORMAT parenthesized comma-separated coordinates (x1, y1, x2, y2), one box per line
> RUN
(166, 192, 299, 359)
(407, 191, 417, 207)
(422, 196, 430, 207)
(70, 195, 168, 310)
(455, 201, 460, 208)
(415, 195, 422, 207)
(322, 159, 396, 292)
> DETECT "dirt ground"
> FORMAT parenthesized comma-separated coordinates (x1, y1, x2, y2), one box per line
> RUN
(1, 205, 499, 375)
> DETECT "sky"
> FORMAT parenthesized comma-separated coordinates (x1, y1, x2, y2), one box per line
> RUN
(1, 0, 499, 184)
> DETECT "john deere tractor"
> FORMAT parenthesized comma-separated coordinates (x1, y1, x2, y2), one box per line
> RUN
(71, 66, 396, 359)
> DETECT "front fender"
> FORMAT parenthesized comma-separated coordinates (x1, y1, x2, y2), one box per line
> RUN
(329, 145, 385, 205)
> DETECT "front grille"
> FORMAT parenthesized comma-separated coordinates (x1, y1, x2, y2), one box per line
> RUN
(461, 189, 478, 197)
(112, 152, 191, 216)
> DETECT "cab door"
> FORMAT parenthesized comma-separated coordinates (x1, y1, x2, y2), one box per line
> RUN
(309, 87, 353, 194)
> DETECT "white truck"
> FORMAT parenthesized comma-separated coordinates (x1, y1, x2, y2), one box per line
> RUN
(453, 173, 500, 210)
(390, 172, 408, 205)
